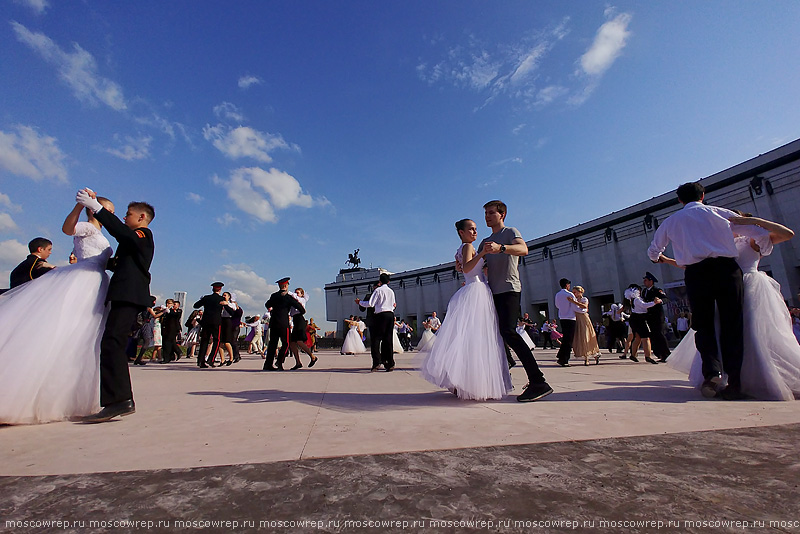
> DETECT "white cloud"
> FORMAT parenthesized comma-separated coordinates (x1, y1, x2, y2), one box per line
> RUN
(535, 85, 569, 106)
(104, 134, 152, 161)
(0, 213, 18, 232)
(0, 125, 68, 182)
(238, 75, 263, 89)
(214, 264, 276, 309)
(186, 192, 204, 203)
(216, 213, 239, 226)
(0, 239, 29, 265)
(509, 43, 547, 85)
(0, 192, 22, 212)
(203, 124, 299, 163)
(14, 0, 49, 14)
(579, 12, 632, 76)
(213, 102, 246, 123)
(214, 166, 326, 223)
(11, 21, 127, 111)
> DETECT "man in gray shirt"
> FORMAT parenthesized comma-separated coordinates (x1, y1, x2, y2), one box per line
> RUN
(478, 200, 552, 402)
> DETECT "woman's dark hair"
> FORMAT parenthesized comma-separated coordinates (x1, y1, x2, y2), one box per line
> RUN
(455, 218, 473, 232)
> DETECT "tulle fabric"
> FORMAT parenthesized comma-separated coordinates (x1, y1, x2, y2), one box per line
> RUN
(0, 260, 109, 423)
(419, 245, 512, 400)
(668, 238, 800, 400)
(341, 326, 367, 354)
(392, 329, 404, 353)
(416, 329, 436, 352)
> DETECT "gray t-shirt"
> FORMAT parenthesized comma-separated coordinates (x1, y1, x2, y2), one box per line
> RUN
(479, 226, 524, 294)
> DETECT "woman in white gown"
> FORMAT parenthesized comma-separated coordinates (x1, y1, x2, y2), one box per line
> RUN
(667, 215, 800, 400)
(341, 316, 367, 354)
(392, 322, 404, 354)
(415, 320, 436, 352)
(0, 198, 114, 424)
(419, 218, 512, 400)
(516, 320, 535, 350)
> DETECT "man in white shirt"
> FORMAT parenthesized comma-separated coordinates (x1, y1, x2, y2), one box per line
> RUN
(603, 303, 628, 355)
(356, 273, 396, 371)
(648, 182, 767, 400)
(428, 312, 441, 333)
(554, 278, 580, 366)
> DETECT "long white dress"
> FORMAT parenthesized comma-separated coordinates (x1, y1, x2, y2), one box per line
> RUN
(0, 222, 112, 424)
(341, 323, 367, 354)
(419, 244, 512, 400)
(416, 326, 436, 352)
(668, 236, 800, 400)
(392, 326, 404, 353)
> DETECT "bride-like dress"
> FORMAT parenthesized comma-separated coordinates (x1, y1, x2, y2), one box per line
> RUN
(419, 244, 512, 400)
(0, 222, 112, 423)
(341, 321, 367, 354)
(668, 236, 800, 400)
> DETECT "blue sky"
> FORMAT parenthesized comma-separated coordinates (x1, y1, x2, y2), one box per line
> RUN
(2, 1, 800, 329)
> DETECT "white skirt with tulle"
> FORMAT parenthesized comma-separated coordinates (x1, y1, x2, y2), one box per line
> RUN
(419, 280, 512, 400)
(0, 260, 109, 424)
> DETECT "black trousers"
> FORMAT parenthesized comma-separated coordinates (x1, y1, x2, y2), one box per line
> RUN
(493, 292, 545, 385)
(100, 302, 142, 406)
(556, 319, 576, 364)
(264, 323, 291, 369)
(370, 311, 395, 369)
(685, 257, 744, 387)
(541, 332, 554, 349)
(646, 311, 671, 359)
(198, 323, 222, 365)
(606, 320, 627, 352)
(161, 327, 180, 362)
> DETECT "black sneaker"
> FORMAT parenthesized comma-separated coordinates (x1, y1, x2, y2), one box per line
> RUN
(517, 382, 554, 402)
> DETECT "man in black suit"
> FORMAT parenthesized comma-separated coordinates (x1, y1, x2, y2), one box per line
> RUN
(194, 282, 226, 368)
(9, 237, 55, 288)
(263, 277, 305, 371)
(642, 271, 671, 362)
(160, 299, 182, 363)
(76, 189, 155, 423)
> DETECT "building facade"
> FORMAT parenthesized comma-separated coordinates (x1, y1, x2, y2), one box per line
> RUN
(325, 139, 800, 338)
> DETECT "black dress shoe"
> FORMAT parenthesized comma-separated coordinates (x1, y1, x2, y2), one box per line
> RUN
(133, 360, 146, 366)
(225, 360, 232, 366)
(645, 357, 659, 364)
(79, 400, 135, 424)
(557, 361, 570, 367)
(718, 385, 748, 401)
(629, 355, 639, 362)
(308, 357, 318, 368)
(198, 364, 209, 368)
(233, 357, 241, 363)
(262, 365, 277, 371)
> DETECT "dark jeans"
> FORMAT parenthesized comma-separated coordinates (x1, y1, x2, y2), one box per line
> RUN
(493, 292, 545, 385)
(370, 311, 395, 369)
(556, 319, 576, 364)
(100, 302, 142, 406)
(685, 257, 744, 387)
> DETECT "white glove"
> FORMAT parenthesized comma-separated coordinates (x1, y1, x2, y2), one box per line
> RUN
(76, 188, 103, 213)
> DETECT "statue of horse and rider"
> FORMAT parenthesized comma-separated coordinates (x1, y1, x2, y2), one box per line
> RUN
(345, 249, 361, 269)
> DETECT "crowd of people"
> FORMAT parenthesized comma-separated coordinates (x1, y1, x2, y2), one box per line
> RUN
(2, 185, 800, 426)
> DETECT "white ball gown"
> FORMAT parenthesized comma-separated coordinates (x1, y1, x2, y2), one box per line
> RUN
(341, 323, 367, 354)
(392, 326, 404, 353)
(668, 236, 800, 400)
(416, 326, 436, 352)
(419, 244, 512, 400)
(0, 222, 112, 424)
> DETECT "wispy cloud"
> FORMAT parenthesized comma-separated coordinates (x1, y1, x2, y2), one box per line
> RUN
(213, 166, 327, 223)
(104, 134, 152, 161)
(0, 213, 18, 232)
(418, 10, 631, 109)
(186, 192, 204, 203)
(214, 263, 275, 308)
(14, 0, 49, 14)
(238, 75, 263, 89)
(214, 102, 246, 123)
(490, 157, 523, 167)
(216, 213, 239, 226)
(0, 125, 68, 182)
(203, 124, 299, 163)
(0, 192, 22, 212)
(578, 10, 632, 76)
(11, 21, 127, 111)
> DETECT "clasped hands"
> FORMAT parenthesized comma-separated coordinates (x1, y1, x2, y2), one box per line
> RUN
(75, 187, 103, 213)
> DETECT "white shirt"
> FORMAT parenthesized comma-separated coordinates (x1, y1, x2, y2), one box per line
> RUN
(677, 317, 689, 331)
(605, 303, 627, 322)
(631, 296, 656, 315)
(428, 316, 441, 331)
(574, 296, 589, 315)
(358, 284, 396, 314)
(648, 202, 770, 266)
(555, 288, 576, 320)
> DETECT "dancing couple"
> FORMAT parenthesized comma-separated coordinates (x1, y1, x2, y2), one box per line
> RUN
(650, 182, 800, 400)
(420, 201, 553, 402)
(0, 189, 155, 424)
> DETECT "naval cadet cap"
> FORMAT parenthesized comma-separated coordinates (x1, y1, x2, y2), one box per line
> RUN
(643, 272, 658, 283)
(276, 277, 291, 285)
(211, 281, 224, 288)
